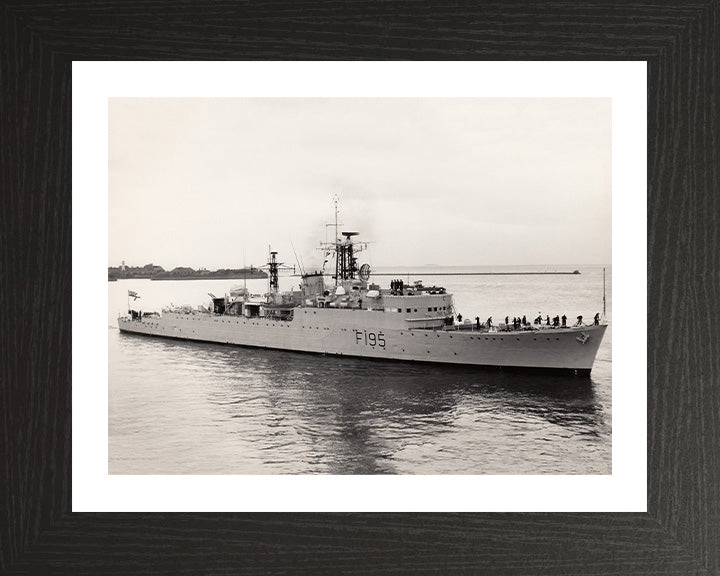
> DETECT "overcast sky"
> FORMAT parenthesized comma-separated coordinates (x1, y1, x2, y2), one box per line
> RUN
(109, 98, 611, 271)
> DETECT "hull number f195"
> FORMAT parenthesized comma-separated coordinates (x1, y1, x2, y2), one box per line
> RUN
(355, 330, 386, 349)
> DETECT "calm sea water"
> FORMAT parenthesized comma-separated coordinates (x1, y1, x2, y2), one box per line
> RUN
(108, 266, 611, 474)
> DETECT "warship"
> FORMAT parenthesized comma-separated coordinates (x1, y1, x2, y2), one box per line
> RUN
(119, 218, 607, 375)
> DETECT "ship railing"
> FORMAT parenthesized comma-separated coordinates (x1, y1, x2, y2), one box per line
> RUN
(428, 321, 606, 334)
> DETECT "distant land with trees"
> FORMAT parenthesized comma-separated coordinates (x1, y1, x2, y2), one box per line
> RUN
(108, 263, 268, 281)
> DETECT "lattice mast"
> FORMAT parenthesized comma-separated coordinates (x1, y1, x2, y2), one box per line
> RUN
(320, 197, 367, 286)
(265, 247, 294, 293)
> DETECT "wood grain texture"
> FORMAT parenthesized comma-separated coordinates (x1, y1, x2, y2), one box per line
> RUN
(1, 1, 718, 574)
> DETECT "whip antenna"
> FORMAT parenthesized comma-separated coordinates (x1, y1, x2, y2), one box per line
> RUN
(290, 238, 305, 276)
(603, 267, 606, 320)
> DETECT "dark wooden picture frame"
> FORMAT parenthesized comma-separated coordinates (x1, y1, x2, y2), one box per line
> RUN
(2, 2, 718, 574)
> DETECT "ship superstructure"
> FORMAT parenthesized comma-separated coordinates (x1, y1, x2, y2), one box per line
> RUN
(118, 216, 607, 375)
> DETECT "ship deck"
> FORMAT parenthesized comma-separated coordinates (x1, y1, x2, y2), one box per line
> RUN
(429, 323, 606, 335)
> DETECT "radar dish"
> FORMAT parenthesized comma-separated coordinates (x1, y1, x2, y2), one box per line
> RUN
(359, 263, 371, 281)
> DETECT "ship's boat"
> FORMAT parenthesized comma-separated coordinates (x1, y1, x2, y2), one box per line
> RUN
(119, 222, 607, 375)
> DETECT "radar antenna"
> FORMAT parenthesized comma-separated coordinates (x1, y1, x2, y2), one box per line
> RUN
(359, 263, 371, 281)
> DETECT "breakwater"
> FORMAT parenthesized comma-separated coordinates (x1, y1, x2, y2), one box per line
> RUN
(371, 271, 580, 276)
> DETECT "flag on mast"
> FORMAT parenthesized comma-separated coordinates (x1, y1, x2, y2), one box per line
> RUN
(128, 290, 140, 300)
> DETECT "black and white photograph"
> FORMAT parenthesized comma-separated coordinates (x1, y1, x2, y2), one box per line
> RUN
(108, 97, 612, 476)
(5, 1, 717, 571)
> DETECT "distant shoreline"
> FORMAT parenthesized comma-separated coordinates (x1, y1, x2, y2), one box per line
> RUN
(108, 273, 268, 281)
(150, 274, 267, 281)
(109, 270, 581, 281)
(109, 269, 267, 282)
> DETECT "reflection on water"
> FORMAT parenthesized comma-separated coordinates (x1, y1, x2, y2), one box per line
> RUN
(110, 332, 610, 474)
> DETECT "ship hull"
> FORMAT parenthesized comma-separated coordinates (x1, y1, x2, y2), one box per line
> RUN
(118, 310, 607, 375)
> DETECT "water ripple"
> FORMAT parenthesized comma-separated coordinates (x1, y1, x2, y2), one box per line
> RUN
(109, 271, 612, 475)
